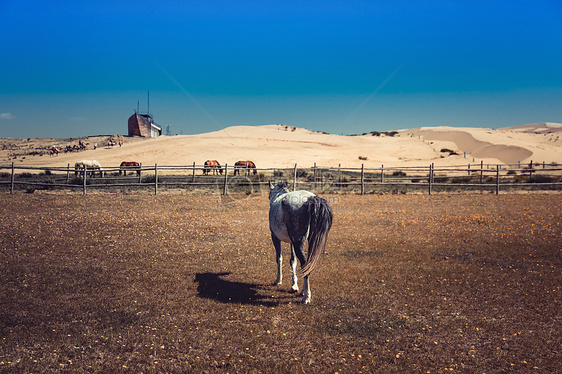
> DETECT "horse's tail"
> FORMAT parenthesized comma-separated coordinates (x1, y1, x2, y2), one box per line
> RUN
(298, 196, 333, 277)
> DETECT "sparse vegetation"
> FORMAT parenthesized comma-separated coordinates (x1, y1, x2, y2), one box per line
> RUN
(0, 193, 560, 372)
(383, 131, 399, 137)
(528, 175, 554, 183)
(440, 148, 459, 156)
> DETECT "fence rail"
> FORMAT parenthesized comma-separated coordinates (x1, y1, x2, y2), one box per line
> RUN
(1, 161, 561, 196)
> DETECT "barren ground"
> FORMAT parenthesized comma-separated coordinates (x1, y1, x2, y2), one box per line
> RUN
(0, 192, 560, 373)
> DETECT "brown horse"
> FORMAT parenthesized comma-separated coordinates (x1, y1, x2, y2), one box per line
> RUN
(119, 161, 141, 176)
(234, 160, 257, 176)
(203, 160, 223, 175)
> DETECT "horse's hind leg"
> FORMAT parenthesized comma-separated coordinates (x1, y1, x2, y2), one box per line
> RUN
(302, 275, 311, 304)
(289, 245, 299, 293)
(271, 233, 283, 286)
(292, 238, 311, 303)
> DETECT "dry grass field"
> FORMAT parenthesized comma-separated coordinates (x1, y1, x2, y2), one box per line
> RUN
(0, 191, 560, 373)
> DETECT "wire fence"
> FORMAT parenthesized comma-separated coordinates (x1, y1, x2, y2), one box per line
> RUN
(1, 161, 561, 196)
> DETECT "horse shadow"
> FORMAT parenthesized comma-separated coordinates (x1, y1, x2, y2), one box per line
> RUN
(194, 272, 290, 307)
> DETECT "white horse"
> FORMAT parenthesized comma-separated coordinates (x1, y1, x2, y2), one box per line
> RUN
(75, 160, 104, 178)
(269, 181, 333, 304)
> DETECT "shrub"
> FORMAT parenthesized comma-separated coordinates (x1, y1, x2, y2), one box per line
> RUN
(296, 170, 308, 179)
(142, 175, 156, 184)
(383, 131, 399, 137)
(527, 176, 554, 184)
(451, 176, 473, 184)
(71, 177, 93, 185)
(440, 148, 459, 156)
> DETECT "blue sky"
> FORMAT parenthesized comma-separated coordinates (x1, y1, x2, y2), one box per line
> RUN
(1, 0, 561, 138)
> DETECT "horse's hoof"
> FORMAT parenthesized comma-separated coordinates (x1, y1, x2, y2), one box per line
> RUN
(302, 297, 311, 304)
(273, 280, 282, 286)
(289, 286, 299, 293)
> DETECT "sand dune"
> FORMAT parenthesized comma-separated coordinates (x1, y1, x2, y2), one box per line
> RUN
(501, 122, 562, 134)
(1, 123, 561, 169)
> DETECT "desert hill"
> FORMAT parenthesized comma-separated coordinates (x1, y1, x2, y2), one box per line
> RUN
(1, 123, 560, 169)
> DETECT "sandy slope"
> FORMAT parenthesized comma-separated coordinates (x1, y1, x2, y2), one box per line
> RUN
(1, 123, 560, 170)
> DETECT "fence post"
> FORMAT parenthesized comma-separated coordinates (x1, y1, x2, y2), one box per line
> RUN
(83, 165, 87, 195)
(293, 163, 297, 191)
(138, 163, 142, 183)
(154, 164, 158, 195)
(428, 163, 433, 195)
(192, 162, 196, 183)
(313, 162, 317, 190)
(467, 163, 471, 176)
(480, 160, 483, 184)
(338, 163, 341, 190)
(360, 164, 365, 195)
(380, 164, 384, 183)
(66, 163, 70, 184)
(496, 167, 500, 195)
(10, 162, 14, 194)
(223, 164, 228, 195)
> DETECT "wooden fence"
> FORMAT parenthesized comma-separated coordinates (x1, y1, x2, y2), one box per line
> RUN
(1, 161, 561, 196)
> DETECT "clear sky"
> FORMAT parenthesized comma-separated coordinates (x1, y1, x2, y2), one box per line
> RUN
(1, 0, 561, 138)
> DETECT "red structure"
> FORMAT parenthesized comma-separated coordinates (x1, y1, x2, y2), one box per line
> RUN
(128, 112, 162, 138)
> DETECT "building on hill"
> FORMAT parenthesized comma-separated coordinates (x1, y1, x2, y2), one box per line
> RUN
(128, 112, 162, 138)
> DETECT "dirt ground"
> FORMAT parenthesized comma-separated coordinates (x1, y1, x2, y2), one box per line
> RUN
(0, 191, 560, 373)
